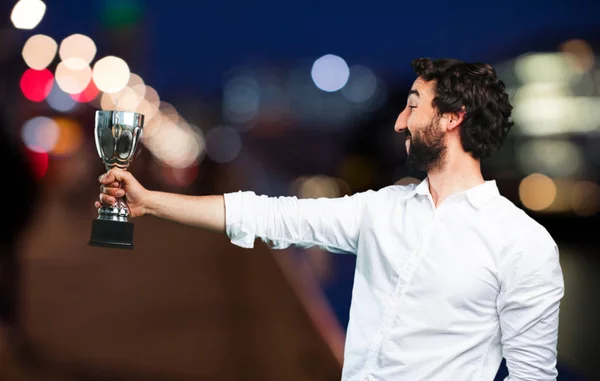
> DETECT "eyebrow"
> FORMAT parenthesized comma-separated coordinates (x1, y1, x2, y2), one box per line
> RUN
(408, 89, 420, 98)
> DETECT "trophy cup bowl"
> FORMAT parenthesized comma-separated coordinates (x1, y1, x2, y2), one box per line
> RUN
(89, 110, 144, 250)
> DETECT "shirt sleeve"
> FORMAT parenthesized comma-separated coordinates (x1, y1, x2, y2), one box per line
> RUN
(497, 228, 565, 381)
(223, 190, 374, 254)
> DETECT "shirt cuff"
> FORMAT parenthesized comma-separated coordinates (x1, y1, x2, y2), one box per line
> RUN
(223, 190, 257, 249)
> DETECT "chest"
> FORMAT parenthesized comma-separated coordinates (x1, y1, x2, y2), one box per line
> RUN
(358, 206, 502, 309)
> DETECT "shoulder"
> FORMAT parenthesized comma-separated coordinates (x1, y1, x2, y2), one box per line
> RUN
(492, 196, 556, 247)
(490, 197, 560, 281)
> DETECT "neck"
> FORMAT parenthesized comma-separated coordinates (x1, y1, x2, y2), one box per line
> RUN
(427, 148, 484, 207)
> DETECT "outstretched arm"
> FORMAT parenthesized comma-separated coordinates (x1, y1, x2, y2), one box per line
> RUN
(97, 168, 373, 253)
(97, 169, 225, 233)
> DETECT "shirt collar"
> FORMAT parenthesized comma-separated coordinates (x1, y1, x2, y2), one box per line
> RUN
(405, 177, 500, 209)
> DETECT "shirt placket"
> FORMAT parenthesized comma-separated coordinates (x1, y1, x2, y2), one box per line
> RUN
(363, 199, 440, 378)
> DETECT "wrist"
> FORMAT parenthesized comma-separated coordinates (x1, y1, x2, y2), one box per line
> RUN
(143, 190, 158, 217)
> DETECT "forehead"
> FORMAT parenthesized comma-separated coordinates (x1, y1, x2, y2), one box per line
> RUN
(409, 77, 435, 100)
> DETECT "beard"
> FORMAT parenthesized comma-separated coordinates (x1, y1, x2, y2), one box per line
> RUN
(405, 115, 447, 173)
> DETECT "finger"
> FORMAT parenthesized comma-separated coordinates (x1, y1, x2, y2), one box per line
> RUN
(99, 183, 120, 192)
(99, 168, 130, 185)
(94, 201, 101, 209)
(99, 193, 116, 205)
(100, 185, 125, 198)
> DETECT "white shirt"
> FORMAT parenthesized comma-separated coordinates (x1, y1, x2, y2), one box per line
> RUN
(224, 179, 564, 381)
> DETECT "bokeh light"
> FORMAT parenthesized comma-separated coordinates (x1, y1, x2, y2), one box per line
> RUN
(11, 0, 46, 30)
(291, 176, 348, 199)
(20, 68, 53, 102)
(46, 83, 77, 112)
(134, 85, 160, 121)
(144, 120, 205, 168)
(55, 58, 92, 94)
(70, 80, 99, 103)
(519, 173, 557, 211)
(341, 65, 377, 103)
(205, 126, 242, 163)
(92, 56, 131, 93)
(21, 116, 59, 153)
(50, 117, 84, 156)
(571, 181, 600, 216)
(22, 34, 57, 70)
(311, 54, 350, 92)
(223, 75, 260, 124)
(559, 39, 595, 73)
(59, 33, 97, 64)
(25, 148, 49, 179)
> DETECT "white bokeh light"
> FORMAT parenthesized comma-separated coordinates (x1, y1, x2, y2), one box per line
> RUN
(21, 116, 59, 153)
(311, 54, 350, 92)
(22, 34, 57, 70)
(92, 56, 131, 94)
(55, 58, 92, 94)
(11, 0, 46, 30)
(59, 33, 97, 64)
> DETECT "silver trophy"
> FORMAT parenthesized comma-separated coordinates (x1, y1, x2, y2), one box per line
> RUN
(89, 110, 144, 250)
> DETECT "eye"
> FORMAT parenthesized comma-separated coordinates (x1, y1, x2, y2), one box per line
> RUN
(408, 105, 417, 111)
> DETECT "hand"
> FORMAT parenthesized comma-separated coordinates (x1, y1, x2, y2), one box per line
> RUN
(95, 168, 148, 218)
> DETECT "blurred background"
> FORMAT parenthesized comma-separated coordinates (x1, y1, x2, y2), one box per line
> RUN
(0, 0, 599, 380)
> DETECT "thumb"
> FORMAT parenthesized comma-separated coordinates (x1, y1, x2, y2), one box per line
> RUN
(99, 168, 131, 185)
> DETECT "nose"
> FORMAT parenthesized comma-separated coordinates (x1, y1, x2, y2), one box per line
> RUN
(394, 108, 409, 133)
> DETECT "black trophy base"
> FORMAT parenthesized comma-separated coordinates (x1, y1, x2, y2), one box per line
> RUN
(89, 219, 135, 250)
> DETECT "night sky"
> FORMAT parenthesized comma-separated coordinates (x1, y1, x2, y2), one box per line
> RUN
(22, 0, 600, 98)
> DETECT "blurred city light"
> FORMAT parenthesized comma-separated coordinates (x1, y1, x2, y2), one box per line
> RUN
(290, 176, 350, 199)
(341, 65, 377, 103)
(55, 58, 92, 94)
(514, 52, 576, 84)
(223, 75, 260, 124)
(70, 80, 99, 103)
(136, 85, 160, 120)
(11, 0, 46, 30)
(26, 148, 49, 179)
(21, 34, 57, 70)
(516, 139, 584, 177)
(46, 83, 78, 112)
(311, 54, 350, 92)
(205, 125, 242, 163)
(571, 180, 600, 216)
(21, 116, 59, 153)
(499, 46, 600, 139)
(59, 33, 97, 64)
(159, 102, 180, 124)
(519, 173, 557, 211)
(20, 68, 53, 102)
(92, 56, 131, 93)
(559, 39, 595, 73)
(143, 119, 205, 169)
(106, 73, 146, 112)
(50, 117, 83, 156)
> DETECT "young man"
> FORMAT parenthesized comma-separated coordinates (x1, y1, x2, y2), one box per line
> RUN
(97, 58, 564, 380)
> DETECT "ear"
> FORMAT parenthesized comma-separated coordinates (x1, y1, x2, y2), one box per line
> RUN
(444, 106, 466, 132)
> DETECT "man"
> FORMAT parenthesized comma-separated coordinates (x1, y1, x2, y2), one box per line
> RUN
(97, 58, 564, 380)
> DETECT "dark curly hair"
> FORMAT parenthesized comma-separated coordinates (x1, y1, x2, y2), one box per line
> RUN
(411, 58, 514, 159)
